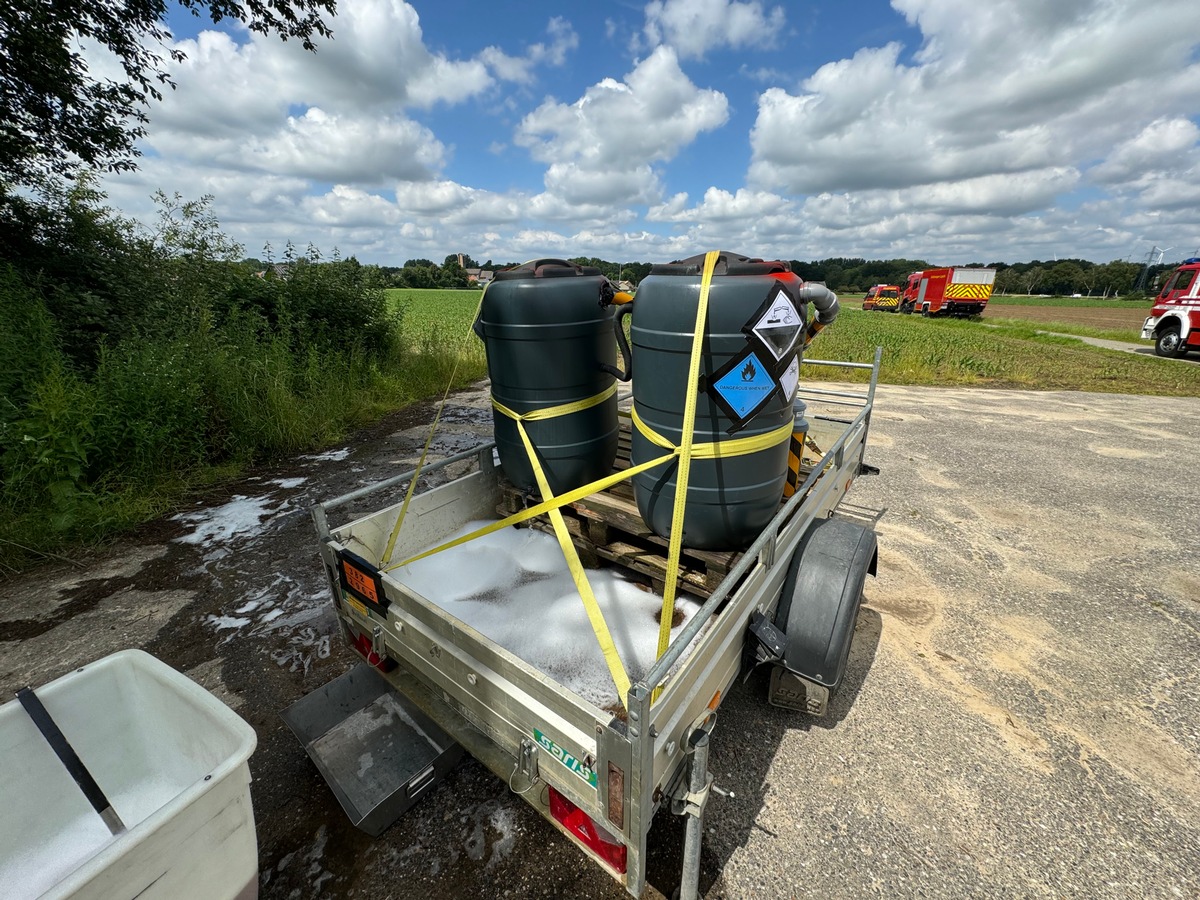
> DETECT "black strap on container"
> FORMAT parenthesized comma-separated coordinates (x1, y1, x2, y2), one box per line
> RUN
(16, 686, 126, 835)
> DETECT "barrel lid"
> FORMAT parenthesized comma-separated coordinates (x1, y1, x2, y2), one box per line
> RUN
(493, 258, 603, 280)
(649, 251, 792, 277)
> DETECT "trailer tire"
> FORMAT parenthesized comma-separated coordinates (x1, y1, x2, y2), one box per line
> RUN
(770, 517, 877, 713)
(1155, 324, 1188, 358)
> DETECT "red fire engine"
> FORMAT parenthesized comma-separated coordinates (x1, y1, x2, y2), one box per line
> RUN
(1141, 258, 1200, 358)
(900, 267, 996, 317)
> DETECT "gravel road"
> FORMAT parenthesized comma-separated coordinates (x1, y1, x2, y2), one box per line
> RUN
(2, 381, 1198, 899)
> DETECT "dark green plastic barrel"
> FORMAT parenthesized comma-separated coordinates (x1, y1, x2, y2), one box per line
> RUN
(475, 259, 618, 495)
(630, 251, 808, 549)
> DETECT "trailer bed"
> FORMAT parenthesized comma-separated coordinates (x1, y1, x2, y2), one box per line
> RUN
(309, 353, 881, 897)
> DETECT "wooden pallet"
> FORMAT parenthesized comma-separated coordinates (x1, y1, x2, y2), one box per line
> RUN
(496, 421, 767, 599)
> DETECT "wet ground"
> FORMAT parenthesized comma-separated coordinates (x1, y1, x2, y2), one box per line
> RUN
(2, 381, 1199, 899)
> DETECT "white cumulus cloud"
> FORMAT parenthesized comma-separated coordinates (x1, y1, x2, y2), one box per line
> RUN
(516, 46, 729, 205)
(644, 0, 786, 59)
(750, 0, 1200, 196)
(739, 0, 1200, 261)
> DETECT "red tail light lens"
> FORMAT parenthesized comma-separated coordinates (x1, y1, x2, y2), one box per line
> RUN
(548, 786, 627, 874)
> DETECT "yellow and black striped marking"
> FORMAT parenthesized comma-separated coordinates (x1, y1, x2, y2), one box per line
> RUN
(946, 283, 993, 300)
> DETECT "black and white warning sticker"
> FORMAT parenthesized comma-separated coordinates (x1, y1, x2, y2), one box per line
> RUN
(778, 353, 799, 403)
(706, 347, 778, 433)
(746, 286, 802, 362)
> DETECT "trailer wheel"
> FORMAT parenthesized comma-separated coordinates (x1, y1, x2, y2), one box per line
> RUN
(1155, 325, 1188, 358)
(769, 517, 877, 715)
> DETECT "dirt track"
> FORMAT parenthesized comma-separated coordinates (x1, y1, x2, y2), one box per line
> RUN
(2, 381, 1199, 898)
(984, 303, 1151, 331)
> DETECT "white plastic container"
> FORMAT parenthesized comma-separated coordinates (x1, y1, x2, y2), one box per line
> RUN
(0, 649, 259, 899)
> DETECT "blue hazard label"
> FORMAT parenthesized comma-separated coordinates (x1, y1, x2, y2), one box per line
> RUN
(710, 350, 776, 419)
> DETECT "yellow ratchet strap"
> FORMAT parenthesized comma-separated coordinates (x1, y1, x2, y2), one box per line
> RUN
(652, 250, 719, 702)
(380, 287, 488, 568)
(630, 405, 794, 459)
(384, 447, 675, 570)
(491, 381, 617, 424)
(510, 400, 633, 706)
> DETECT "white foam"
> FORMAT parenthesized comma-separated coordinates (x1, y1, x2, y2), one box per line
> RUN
(487, 806, 517, 870)
(302, 448, 350, 462)
(199, 573, 333, 674)
(172, 495, 278, 546)
(271, 477, 307, 489)
(395, 521, 703, 710)
(356, 753, 374, 778)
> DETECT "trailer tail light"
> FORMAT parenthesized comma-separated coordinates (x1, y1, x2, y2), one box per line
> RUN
(548, 786, 627, 874)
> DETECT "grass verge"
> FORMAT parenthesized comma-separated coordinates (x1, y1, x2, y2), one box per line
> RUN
(806, 312, 1200, 394)
(983, 317, 1149, 344)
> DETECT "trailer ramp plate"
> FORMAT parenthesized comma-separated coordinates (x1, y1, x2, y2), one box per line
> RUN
(281, 663, 464, 836)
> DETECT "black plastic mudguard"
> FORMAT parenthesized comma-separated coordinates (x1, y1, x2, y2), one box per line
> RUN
(773, 516, 877, 691)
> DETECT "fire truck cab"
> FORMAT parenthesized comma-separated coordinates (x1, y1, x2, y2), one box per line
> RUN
(1141, 258, 1200, 358)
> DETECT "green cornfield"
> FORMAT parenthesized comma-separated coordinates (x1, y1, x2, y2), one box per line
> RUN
(393, 291, 1200, 397)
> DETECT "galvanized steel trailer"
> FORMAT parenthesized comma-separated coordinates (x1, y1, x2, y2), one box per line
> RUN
(308, 350, 882, 898)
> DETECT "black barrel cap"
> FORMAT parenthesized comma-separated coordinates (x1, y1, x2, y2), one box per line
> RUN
(649, 250, 792, 277)
(493, 258, 603, 280)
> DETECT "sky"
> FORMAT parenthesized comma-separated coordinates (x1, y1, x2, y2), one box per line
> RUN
(94, 0, 1200, 267)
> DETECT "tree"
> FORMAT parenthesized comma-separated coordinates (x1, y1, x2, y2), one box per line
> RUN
(1045, 262, 1085, 297)
(1096, 260, 1141, 298)
(0, 174, 164, 369)
(439, 255, 469, 289)
(994, 268, 1022, 296)
(0, 0, 335, 187)
(402, 265, 436, 289)
(1021, 266, 1046, 295)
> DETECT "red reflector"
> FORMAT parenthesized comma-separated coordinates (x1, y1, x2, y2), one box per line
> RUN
(548, 786, 627, 874)
(350, 630, 395, 672)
